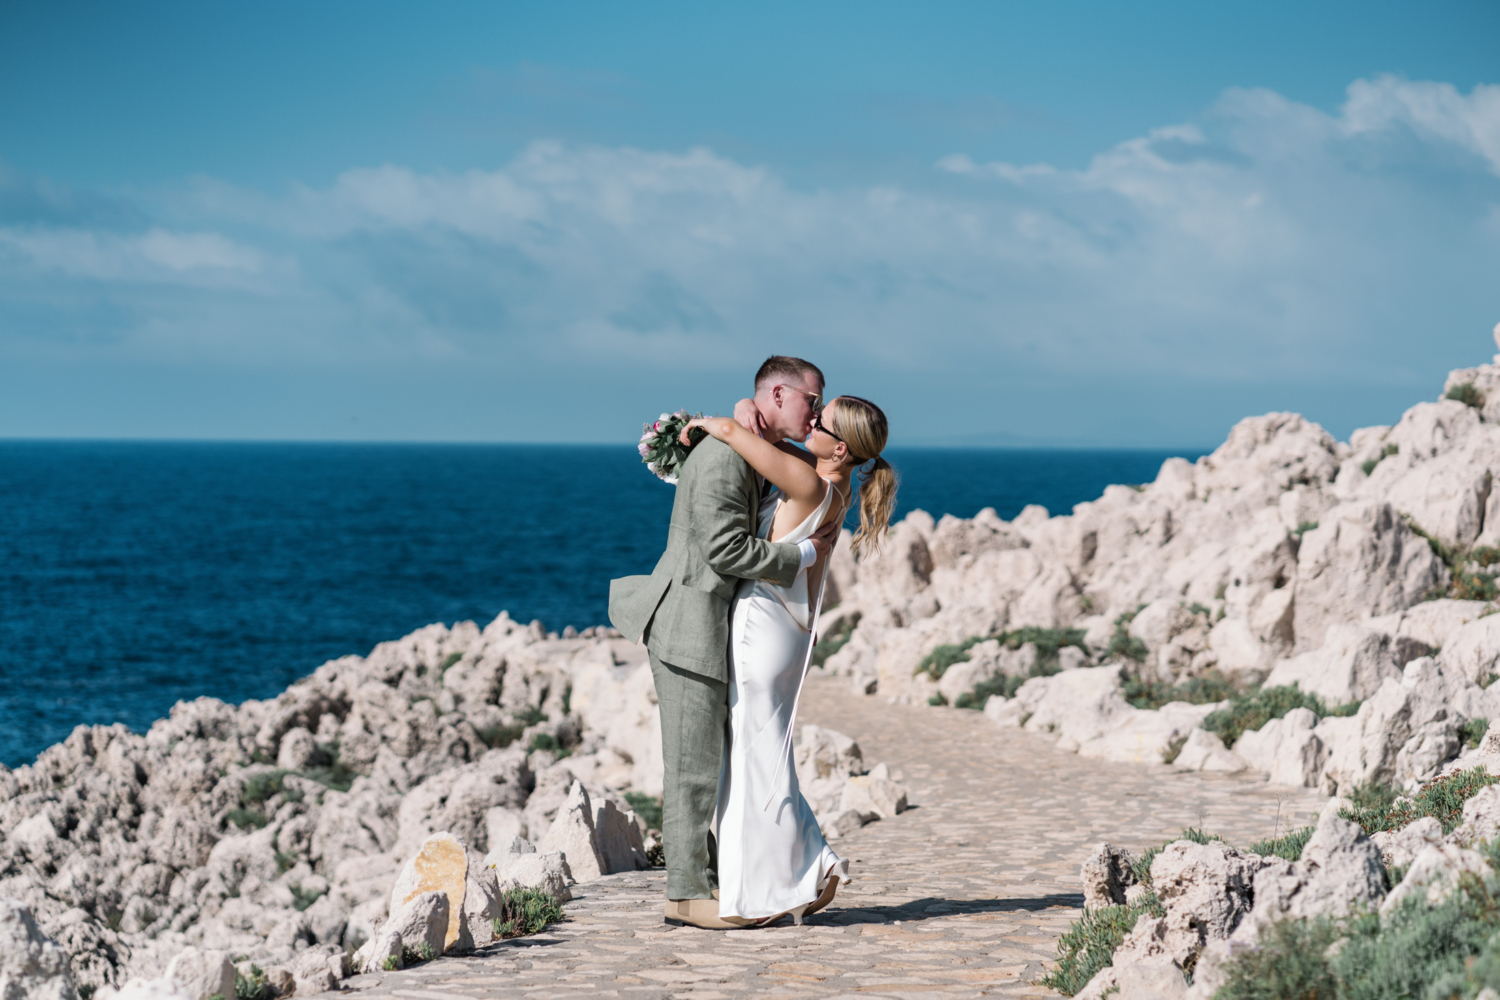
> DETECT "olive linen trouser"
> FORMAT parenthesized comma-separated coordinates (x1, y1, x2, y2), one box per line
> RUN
(649, 651, 728, 900)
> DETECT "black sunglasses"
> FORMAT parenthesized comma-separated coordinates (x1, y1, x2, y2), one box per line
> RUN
(813, 411, 843, 442)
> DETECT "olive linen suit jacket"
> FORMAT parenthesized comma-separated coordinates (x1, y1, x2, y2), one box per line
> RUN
(609, 435, 802, 682)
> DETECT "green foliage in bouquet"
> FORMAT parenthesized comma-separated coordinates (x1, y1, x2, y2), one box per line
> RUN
(638, 410, 707, 484)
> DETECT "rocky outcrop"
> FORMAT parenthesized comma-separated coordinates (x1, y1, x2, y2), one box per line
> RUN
(0, 600, 911, 995)
(816, 348, 1500, 796)
(0, 897, 77, 1000)
(0, 616, 648, 992)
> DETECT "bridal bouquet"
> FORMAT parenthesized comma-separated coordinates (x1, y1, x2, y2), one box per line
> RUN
(638, 410, 707, 484)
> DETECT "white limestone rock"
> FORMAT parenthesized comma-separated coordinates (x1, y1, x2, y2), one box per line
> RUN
(0, 898, 78, 1000)
(1021, 666, 1131, 750)
(1447, 784, 1500, 846)
(1290, 502, 1447, 655)
(1440, 615, 1500, 687)
(1172, 728, 1248, 773)
(1233, 811, 1384, 941)
(1113, 840, 1268, 969)
(1078, 702, 1224, 766)
(1369, 816, 1444, 870)
(161, 949, 233, 1000)
(1321, 658, 1475, 794)
(490, 851, 573, 904)
(1232, 708, 1327, 787)
(1079, 843, 1140, 910)
(837, 771, 908, 819)
(1264, 624, 1429, 705)
(388, 891, 448, 960)
(1381, 843, 1490, 913)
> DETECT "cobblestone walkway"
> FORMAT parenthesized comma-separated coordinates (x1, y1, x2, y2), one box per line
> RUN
(328, 678, 1326, 999)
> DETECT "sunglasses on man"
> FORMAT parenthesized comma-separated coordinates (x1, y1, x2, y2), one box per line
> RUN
(775, 383, 823, 412)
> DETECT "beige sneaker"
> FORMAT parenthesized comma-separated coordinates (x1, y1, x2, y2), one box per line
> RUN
(664, 897, 760, 929)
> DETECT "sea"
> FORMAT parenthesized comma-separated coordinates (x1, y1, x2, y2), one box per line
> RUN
(0, 441, 1205, 767)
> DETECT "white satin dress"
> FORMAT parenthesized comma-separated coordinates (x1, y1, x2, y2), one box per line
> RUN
(716, 480, 852, 920)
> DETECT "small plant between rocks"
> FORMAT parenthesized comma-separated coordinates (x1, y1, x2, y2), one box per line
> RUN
(1361, 442, 1399, 476)
(1123, 670, 1238, 711)
(811, 611, 861, 667)
(400, 942, 437, 965)
(1039, 893, 1165, 996)
(491, 887, 565, 938)
(1339, 767, 1500, 835)
(1215, 839, 1500, 1000)
(233, 964, 275, 1000)
(1201, 683, 1359, 748)
(1249, 825, 1315, 861)
(1446, 381, 1486, 409)
(623, 791, 663, 830)
(1107, 606, 1149, 663)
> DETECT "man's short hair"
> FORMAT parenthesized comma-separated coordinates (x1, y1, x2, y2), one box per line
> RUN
(754, 356, 825, 392)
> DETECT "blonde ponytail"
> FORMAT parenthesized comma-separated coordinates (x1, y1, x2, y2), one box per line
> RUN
(827, 395, 898, 558)
(852, 456, 898, 558)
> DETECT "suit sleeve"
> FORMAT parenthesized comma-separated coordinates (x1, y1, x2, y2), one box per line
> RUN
(689, 441, 802, 588)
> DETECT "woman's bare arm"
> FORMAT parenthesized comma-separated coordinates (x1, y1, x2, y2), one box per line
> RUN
(681, 417, 823, 505)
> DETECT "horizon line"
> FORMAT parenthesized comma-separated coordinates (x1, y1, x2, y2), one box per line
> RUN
(0, 434, 1221, 453)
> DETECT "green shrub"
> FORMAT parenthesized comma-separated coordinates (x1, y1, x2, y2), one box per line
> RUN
(1249, 825, 1315, 861)
(1361, 443, 1400, 477)
(1475, 546, 1500, 569)
(273, 851, 295, 873)
(290, 884, 325, 912)
(1039, 894, 1165, 996)
(1108, 606, 1149, 663)
(1004, 626, 1089, 671)
(1340, 767, 1500, 835)
(927, 692, 948, 706)
(478, 722, 526, 749)
(623, 791, 663, 831)
(811, 612, 862, 668)
(1202, 684, 1356, 748)
(234, 965, 276, 1000)
(515, 706, 548, 726)
(439, 651, 463, 672)
(914, 637, 985, 680)
(491, 887, 564, 938)
(1455, 569, 1500, 602)
(526, 731, 572, 759)
(953, 673, 1025, 710)
(1447, 382, 1486, 409)
(1294, 521, 1320, 537)
(241, 771, 287, 805)
(227, 807, 267, 830)
(1123, 671, 1237, 711)
(401, 942, 437, 964)
(381, 955, 399, 971)
(1214, 915, 1340, 1000)
(1464, 717, 1491, 750)
(917, 627, 1089, 681)
(940, 627, 1089, 709)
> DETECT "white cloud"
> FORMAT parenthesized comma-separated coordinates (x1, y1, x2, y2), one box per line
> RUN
(1, 75, 1497, 441)
(1342, 75, 1500, 174)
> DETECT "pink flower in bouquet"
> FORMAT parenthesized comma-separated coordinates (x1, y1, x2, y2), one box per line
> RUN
(638, 441, 651, 457)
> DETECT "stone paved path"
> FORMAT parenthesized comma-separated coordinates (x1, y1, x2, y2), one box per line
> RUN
(328, 677, 1327, 999)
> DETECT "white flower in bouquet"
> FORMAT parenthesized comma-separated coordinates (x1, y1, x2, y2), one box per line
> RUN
(637, 408, 707, 484)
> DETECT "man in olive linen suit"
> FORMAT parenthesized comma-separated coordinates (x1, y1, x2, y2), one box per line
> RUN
(609, 356, 836, 929)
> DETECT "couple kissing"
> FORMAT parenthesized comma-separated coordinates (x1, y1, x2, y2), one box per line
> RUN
(609, 355, 897, 929)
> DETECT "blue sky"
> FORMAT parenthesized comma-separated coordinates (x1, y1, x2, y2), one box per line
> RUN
(1, 1, 1498, 446)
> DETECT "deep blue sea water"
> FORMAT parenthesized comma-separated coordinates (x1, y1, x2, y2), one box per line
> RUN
(0, 441, 1203, 766)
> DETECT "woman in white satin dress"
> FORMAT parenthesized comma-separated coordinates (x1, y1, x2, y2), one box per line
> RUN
(681, 396, 898, 924)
